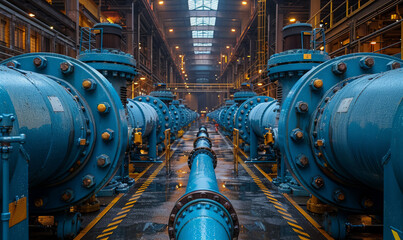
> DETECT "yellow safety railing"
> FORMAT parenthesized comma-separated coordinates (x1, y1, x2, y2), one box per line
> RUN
(233, 129, 240, 176)
(164, 129, 171, 175)
(308, 0, 375, 30)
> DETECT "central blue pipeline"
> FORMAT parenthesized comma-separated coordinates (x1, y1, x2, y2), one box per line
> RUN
(168, 127, 239, 240)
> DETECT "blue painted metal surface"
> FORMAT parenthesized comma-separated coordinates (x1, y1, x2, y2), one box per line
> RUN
(168, 127, 239, 240)
(248, 100, 279, 160)
(0, 52, 128, 239)
(78, 23, 138, 193)
(385, 97, 403, 239)
(127, 100, 159, 160)
(278, 52, 403, 238)
(234, 96, 273, 146)
(134, 95, 173, 146)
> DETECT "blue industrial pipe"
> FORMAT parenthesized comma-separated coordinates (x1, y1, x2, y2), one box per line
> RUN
(278, 52, 403, 239)
(169, 127, 239, 240)
(248, 101, 279, 160)
(0, 52, 128, 239)
(127, 100, 159, 160)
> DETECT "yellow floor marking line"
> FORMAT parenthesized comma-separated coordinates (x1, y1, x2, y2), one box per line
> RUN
(102, 225, 118, 233)
(236, 142, 334, 240)
(96, 231, 113, 239)
(107, 220, 123, 227)
(238, 157, 311, 239)
(254, 163, 274, 182)
(117, 209, 131, 215)
(121, 204, 134, 210)
(288, 221, 304, 230)
(112, 214, 127, 221)
(134, 164, 154, 182)
(73, 193, 124, 240)
(96, 162, 165, 239)
(283, 216, 298, 224)
(293, 228, 311, 237)
(283, 193, 335, 240)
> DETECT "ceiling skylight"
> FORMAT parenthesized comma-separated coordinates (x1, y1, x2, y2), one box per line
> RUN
(192, 30, 214, 38)
(188, 0, 219, 10)
(194, 51, 211, 54)
(194, 43, 213, 46)
(190, 17, 216, 26)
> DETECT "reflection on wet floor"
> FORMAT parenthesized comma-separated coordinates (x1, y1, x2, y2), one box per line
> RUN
(81, 121, 327, 240)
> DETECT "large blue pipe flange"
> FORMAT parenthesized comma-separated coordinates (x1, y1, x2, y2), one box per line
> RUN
(169, 104, 183, 136)
(1, 53, 127, 213)
(134, 96, 173, 144)
(168, 190, 239, 240)
(193, 136, 212, 149)
(188, 148, 217, 169)
(223, 103, 238, 131)
(234, 96, 273, 143)
(279, 53, 403, 212)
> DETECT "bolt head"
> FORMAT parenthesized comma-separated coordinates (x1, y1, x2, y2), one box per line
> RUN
(33, 57, 47, 68)
(291, 129, 304, 142)
(34, 198, 44, 208)
(315, 139, 325, 147)
(361, 57, 375, 69)
(314, 79, 324, 89)
(333, 61, 347, 74)
(60, 61, 74, 74)
(101, 129, 114, 141)
(297, 101, 309, 113)
(82, 79, 95, 90)
(362, 198, 374, 208)
(334, 190, 345, 202)
(312, 176, 324, 189)
(61, 189, 74, 202)
(296, 155, 309, 168)
(97, 103, 110, 113)
(389, 61, 401, 70)
(97, 154, 110, 167)
(82, 175, 95, 188)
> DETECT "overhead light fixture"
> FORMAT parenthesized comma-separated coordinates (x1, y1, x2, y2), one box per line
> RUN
(218, 61, 222, 64)
(185, 74, 188, 77)
(50, 26, 54, 29)
(242, 1, 247, 5)
(289, 18, 296, 23)
(140, 77, 146, 80)
(370, 41, 377, 45)
(169, 28, 174, 32)
(175, 46, 180, 49)
(159, 1, 164, 4)
(258, 69, 262, 73)
(194, 43, 213, 47)
(320, 46, 324, 51)
(28, 13, 35, 17)
(182, 71, 185, 73)
(226, 46, 230, 49)
(257, 83, 263, 86)
(179, 55, 183, 57)
(231, 28, 236, 32)
(134, 82, 139, 85)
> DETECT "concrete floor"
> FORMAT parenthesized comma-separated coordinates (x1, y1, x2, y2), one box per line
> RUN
(78, 121, 330, 240)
